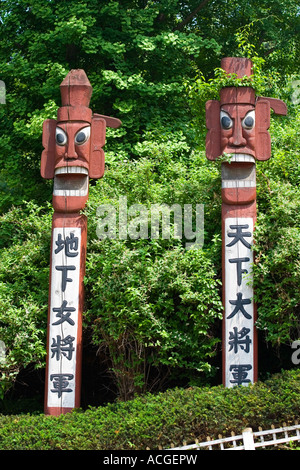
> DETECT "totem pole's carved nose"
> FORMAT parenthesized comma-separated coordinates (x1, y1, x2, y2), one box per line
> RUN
(65, 139, 78, 159)
(229, 123, 247, 147)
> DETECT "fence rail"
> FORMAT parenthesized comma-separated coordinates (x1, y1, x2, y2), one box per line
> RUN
(167, 422, 300, 450)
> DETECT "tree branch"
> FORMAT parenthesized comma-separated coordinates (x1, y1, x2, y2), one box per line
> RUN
(175, 0, 212, 31)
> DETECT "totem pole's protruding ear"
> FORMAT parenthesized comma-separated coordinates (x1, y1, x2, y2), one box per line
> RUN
(255, 100, 271, 161)
(97, 114, 122, 129)
(255, 96, 287, 160)
(206, 100, 221, 160)
(89, 114, 106, 179)
(41, 119, 57, 179)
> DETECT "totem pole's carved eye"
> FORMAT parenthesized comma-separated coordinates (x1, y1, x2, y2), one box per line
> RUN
(56, 127, 68, 146)
(75, 126, 91, 145)
(220, 110, 233, 129)
(242, 110, 255, 130)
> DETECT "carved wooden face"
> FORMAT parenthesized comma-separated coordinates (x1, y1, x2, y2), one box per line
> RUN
(206, 94, 273, 162)
(41, 115, 106, 212)
(220, 104, 256, 157)
(54, 122, 92, 171)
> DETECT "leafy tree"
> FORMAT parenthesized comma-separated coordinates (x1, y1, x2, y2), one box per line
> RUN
(181, 0, 300, 75)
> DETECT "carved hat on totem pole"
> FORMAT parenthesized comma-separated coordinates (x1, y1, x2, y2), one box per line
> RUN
(41, 69, 121, 212)
(205, 57, 287, 161)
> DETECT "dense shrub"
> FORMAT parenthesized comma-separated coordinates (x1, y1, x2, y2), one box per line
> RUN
(0, 202, 51, 398)
(0, 369, 299, 450)
(84, 147, 223, 398)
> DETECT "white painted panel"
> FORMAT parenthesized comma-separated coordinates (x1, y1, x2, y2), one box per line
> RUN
(47, 227, 81, 408)
(224, 218, 254, 387)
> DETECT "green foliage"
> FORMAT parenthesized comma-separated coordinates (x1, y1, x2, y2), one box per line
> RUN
(83, 142, 223, 398)
(0, 369, 299, 450)
(85, 240, 223, 398)
(0, 202, 52, 398)
(186, 0, 300, 75)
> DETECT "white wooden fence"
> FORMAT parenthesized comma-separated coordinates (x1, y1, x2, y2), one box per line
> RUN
(167, 422, 300, 450)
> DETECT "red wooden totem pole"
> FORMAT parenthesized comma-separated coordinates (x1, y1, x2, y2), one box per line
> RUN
(206, 57, 287, 387)
(41, 70, 121, 415)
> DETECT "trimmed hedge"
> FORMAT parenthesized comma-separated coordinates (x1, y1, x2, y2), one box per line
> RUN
(0, 369, 299, 450)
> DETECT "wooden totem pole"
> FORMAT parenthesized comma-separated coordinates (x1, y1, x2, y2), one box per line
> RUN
(206, 57, 287, 387)
(41, 70, 121, 415)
